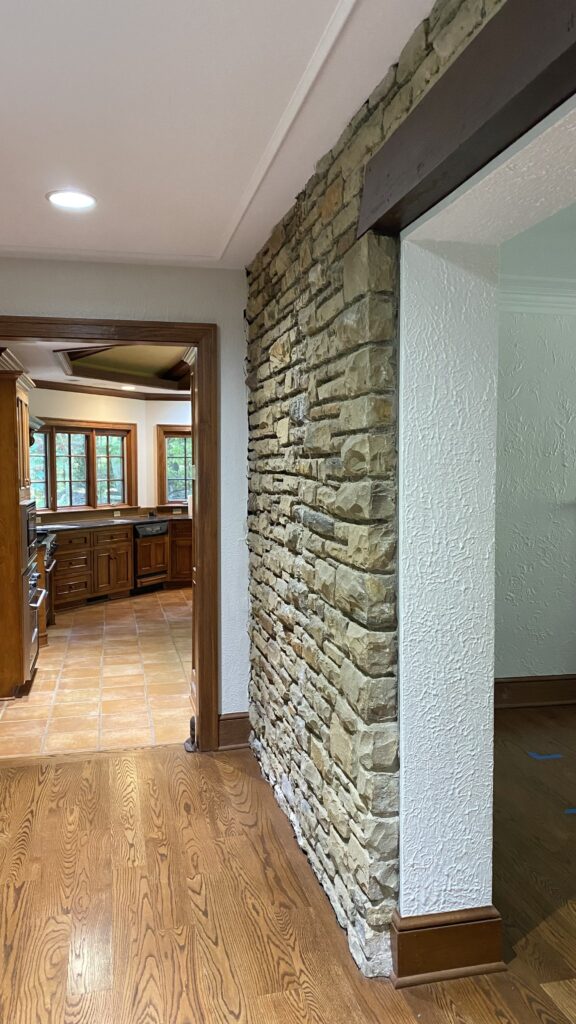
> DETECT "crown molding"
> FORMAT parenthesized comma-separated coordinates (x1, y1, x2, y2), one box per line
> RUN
(500, 274, 576, 314)
(0, 348, 35, 389)
(218, 0, 359, 260)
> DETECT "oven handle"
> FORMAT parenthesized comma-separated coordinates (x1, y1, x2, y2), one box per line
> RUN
(30, 589, 47, 610)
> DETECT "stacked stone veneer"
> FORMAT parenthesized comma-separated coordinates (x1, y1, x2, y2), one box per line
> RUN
(246, 0, 506, 976)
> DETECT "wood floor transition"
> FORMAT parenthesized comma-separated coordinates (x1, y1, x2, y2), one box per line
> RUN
(0, 710, 575, 1022)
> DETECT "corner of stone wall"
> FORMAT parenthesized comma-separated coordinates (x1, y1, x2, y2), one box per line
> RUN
(246, 0, 508, 977)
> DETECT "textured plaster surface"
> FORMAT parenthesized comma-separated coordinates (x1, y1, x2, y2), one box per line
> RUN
(496, 310, 576, 677)
(398, 240, 498, 917)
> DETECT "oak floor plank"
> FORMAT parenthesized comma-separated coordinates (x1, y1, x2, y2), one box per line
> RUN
(542, 979, 576, 1024)
(109, 753, 146, 868)
(111, 865, 165, 1023)
(63, 990, 113, 1024)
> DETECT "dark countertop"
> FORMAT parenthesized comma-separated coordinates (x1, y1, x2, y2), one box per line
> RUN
(38, 514, 192, 533)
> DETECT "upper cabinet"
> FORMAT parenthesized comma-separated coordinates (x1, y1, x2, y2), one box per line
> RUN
(16, 385, 31, 500)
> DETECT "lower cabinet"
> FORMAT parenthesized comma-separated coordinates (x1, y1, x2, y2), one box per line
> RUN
(170, 520, 193, 582)
(136, 536, 169, 581)
(52, 519, 191, 608)
(55, 527, 134, 608)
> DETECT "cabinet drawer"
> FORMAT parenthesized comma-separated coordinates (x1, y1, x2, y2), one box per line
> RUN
(55, 550, 91, 575)
(54, 574, 92, 605)
(55, 530, 91, 551)
(93, 526, 133, 547)
(170, 519, 191, 537)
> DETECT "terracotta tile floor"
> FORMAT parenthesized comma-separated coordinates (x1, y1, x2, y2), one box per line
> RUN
(0, 588, 194, 758)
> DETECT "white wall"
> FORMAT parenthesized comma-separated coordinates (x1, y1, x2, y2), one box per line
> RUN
(29, 389, 191, 508)
(399, 241, 498, 917)
(0, 258, 249, 714)
(495, 309, 576, 677)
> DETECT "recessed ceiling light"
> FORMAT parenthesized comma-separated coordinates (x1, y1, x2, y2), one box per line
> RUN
(121, 385, 136, 391)
(46, 189, 96, 211)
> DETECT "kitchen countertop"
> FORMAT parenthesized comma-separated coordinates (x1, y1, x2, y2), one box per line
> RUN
(38, 514, 192, 532)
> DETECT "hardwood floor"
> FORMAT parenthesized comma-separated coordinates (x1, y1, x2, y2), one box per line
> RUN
(0, 711, 575, 1022)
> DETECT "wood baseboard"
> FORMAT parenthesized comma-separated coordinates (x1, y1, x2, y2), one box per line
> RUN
(218, 712, 251, 750)
(390, 906, 505, 988)
(495, 675, 576, 709)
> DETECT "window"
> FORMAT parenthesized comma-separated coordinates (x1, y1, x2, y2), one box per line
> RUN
(30, 431, 49, 510)
(96, 433, 125, 505)
(31, 419, 137, 511)
(157, 425, 193, 505)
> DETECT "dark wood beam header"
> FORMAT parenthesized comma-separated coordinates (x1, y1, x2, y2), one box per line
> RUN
(358, 0, 576, 236)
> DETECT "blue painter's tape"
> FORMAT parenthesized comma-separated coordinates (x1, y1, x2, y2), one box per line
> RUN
(528, 752, 562, 760)
(564, 808, 576, 815)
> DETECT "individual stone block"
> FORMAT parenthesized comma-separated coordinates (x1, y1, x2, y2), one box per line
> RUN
(358, 722, 398, 771)
(338, 394, 394, 433)
(345, 523, 396, 572)
(335, 564, 395, 628)
(332, 481, 395, 522)
(345, 622, 396, 677)
(396, 22, 428, 84)
(341, 434, 396, 480)
(339, 661, 396, 723)
(343, 234, 397, 302)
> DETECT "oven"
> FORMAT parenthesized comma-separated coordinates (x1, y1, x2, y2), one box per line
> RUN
(20, 499, 37, 572)
(22, 563, 46, 684)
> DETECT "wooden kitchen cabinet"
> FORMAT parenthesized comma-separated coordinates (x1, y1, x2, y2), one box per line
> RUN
(136, 535, 169, 581)
(16, 386, 31, 501)
(170, 519, 193, 582)
(93, 543, 133, 596)
(54, 525, 134, 608)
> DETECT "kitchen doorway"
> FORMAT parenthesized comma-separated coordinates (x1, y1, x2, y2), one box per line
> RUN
(0, 316, 219, 752)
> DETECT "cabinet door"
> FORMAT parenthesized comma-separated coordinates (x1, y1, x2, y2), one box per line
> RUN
(93, 548, 114, 595)
(16, 389, 30, 500)
(151, 536, 169, 572)
(111, 543, 133, 591)
(171, 536, 192, 580)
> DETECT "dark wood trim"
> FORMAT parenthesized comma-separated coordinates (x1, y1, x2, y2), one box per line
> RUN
(0, 315, 219, 752)
(156, 424, 193, 507)
(34, 380, 190, 401)
(218, 712, 251, 750)
(390, 906, 505, 988)
(0, 316, 214, 345)
(194, 333, 219, 751)
(495, 674, 576, 709)
(358, 0, 576, 235)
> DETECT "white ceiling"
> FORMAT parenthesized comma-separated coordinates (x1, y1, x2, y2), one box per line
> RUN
(0, 0, 430, 269)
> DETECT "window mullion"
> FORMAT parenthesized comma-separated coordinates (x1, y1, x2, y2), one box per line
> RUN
(87, 429, 97, 509)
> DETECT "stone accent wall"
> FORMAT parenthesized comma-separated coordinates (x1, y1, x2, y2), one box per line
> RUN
(246, 0, 506, 976)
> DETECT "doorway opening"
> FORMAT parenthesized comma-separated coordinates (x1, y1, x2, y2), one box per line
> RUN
(0, 316, 219, 754)
(398, 92, 576, 993)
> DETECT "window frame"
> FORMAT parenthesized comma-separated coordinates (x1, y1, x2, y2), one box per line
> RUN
(32, 418, 138, 512)
(156, 424, 193, 506)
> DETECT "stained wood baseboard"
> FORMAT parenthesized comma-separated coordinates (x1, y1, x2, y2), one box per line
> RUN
(218, 712, 251, 750)
(390, 906, 505, 988)
(495, 675, 576, 709)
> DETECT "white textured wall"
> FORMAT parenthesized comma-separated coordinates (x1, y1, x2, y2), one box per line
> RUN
(398, 240, 498, 917)
(0, 257, 249, 714)
(495, 310, 576, 677)
(29, 390, 190, 508)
